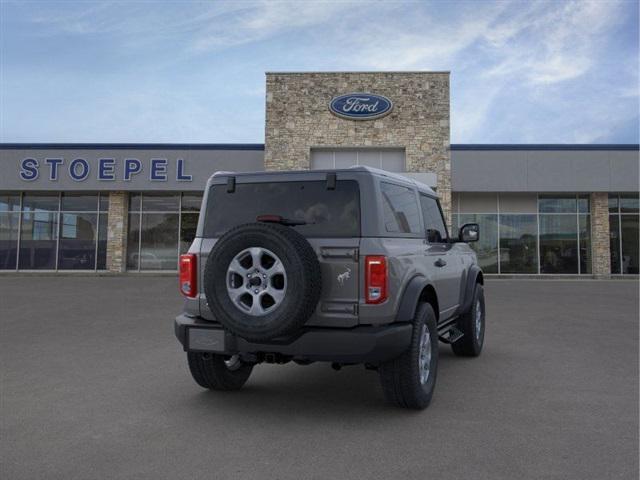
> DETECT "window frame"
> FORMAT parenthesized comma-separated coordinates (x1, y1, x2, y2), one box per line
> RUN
(378, 181, 423, 238)
(609, 193, 640, 275)
(0, 191, 108, 271)
(452, 192, 592, 275)
(418, 192, 449, 243)
(202, 180, 361, 239)
(127, 192, 203, 271)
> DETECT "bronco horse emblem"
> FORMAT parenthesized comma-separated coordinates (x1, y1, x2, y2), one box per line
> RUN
(337, 267, 351, 286)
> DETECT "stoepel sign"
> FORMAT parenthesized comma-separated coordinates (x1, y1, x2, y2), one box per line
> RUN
(329, 93, 393, 120)
(19, 157, 192, 182)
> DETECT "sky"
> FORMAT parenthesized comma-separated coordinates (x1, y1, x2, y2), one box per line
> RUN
(0, 0, 638, 144)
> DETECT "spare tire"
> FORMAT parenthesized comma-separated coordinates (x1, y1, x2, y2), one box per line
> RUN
(203, 222, 321, 341)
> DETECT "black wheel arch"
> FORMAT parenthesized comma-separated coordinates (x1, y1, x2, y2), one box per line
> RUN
(459, 265, 483, 315)
(396, 276, 440, 323)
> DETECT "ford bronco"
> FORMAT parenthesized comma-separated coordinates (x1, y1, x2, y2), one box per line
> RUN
(175, 167, 485, 409)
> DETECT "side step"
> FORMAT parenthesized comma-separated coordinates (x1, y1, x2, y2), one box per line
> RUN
(438, 326, 464, 344)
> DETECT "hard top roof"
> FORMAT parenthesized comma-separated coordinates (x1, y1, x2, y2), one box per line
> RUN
(209, 166, 436, 195)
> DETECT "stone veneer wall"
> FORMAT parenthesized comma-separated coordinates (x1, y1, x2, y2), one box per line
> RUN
(106, 191, 129, 273)
(590, 192, 611, 277)
(264, 72, 452, 223)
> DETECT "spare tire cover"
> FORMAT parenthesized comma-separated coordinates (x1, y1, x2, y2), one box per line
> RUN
(204, 222, 322, 341)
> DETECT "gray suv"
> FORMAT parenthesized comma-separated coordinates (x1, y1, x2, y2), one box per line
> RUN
(175, 167, 485, 409)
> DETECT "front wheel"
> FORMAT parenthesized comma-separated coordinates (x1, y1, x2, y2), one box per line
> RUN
(187, 352, 253, 390)
(378, 303, 439, 409)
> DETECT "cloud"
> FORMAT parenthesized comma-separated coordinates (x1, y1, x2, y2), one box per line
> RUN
(188, 1, 370, 52)
(2, 0, 637, 143)
(482, 0, 624, 85)
(330, 4, 509, 70)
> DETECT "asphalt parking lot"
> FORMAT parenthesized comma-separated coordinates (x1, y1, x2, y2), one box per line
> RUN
(1, 276, 638, 480)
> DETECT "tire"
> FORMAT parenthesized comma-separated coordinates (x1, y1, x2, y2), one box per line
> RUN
(187, 352, 253, 390)
(379, 303, 439, 409)
(203, 222, 322, 342)
(451, 283, 485, 357)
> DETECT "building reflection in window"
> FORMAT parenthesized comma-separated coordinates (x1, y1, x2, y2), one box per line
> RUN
(127, 192, 202, 271)
(609, 193, 639, 274)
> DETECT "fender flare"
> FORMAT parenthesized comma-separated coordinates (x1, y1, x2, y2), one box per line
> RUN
(395, 276, 432, 323)
(459, 265, 483, 314)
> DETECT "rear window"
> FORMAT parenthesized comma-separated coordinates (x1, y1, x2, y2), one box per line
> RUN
(203, 180, 360, 237)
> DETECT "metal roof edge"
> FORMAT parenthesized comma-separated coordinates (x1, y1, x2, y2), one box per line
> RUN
(2, 143, 636, 152)
(265, 71, 451, 74)
(0, 143, 266, 151)
(450, 144, 639, 151)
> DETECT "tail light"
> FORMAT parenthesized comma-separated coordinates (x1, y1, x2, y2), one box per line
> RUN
(179, 254, 197, 298)
(365, 255, 387, 304)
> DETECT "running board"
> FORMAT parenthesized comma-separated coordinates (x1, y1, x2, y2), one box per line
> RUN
(438, 326, 464, 344)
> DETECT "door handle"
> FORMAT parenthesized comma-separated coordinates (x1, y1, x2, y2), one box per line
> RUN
(434, 258, 447, 267)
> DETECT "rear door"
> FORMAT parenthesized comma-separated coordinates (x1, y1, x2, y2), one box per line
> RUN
(199, 176, 361, 327)
(419, 194, 464, 319)
(306, 238, 360, 327)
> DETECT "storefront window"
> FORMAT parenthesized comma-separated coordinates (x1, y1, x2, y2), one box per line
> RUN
(620, 216, 639, 274)
(19, 193, 59, 269)
(0, 192, 21, 212)
(450, 193, 597, 275)
(609, 194, 639, 274)
(58, 212, 98, 269)
(0, 192, 109, 271)
(140, 213, 179, 270)
(579, 215, 591, 274)
(499, 214, 537, 274)
(0, 211, 19, 269)
(538, 196, 577, 213)
(61, 193, 99, 211)
(57, 193, 106, 270)
(180, 193, 203, 212)
(0, 191, 21, 269)
(127, 192, 202, 271)
(537, 195, 591, 274)
(180, 194, 201, 254)
(142, 193, 180, 212)
(453, 213, 498, 273)
(22, 193, 59, 212)
(619, 194, 639, 214)
(539, 215, 578, 274)
(609, 215, 621, 274)
(578, 195, 590, 214)
(180, 213, 199, 254)
(127, 213, 141, 270)
(97, 212, 108, 270)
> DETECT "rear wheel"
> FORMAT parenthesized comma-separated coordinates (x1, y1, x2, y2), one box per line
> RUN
(451, 283, 485, 357)
(378, 303, 439, 409)
(187, 352, 253, 391)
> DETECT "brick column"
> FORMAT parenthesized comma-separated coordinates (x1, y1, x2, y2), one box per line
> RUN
(437, 167, 452, 230)
(106, 191, 129, 273)
(590, 192, 611, 277)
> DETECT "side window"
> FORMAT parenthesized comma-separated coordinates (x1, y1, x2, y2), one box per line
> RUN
(380, 182, 421, 234)
(419, 194, 448, 242)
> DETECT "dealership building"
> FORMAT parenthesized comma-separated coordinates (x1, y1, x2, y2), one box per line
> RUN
(0, 72, 638, 276)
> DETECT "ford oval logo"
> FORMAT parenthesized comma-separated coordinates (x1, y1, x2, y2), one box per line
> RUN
(329, 93, 393, 120)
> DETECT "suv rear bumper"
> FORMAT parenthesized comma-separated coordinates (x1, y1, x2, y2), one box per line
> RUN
(175, 314, 411, 364)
